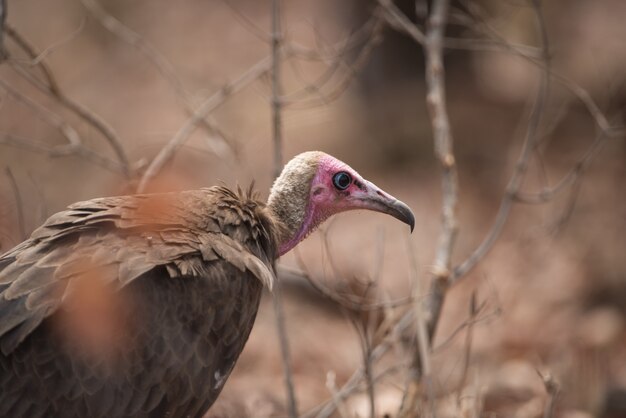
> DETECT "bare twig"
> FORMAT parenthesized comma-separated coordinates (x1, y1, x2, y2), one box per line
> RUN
(378, 0, 426, 45)
(0, 78, 82, 146)
(325, 371, 351, 418)
(269, 2, 298, 417)
(4, 26, 61, 93)
(514, 132, 608, 204)
(27, 172, 48, 224)
(398, 237, 435, 417)
(7, 70, 131, 176)
(432, 300, 499, 353)
(306, 312, 416, 418)
(0, 71, 128, 173)
(271, 278, 299, 418)
(221, 0, 271, 44)
(4, 168, 27, 240)
(271, 0, 284, 181)
(80, 0, 233, 157)
(0, 134, 127, 174)
(458, 0, 621, 138)
(451, 0, 550, 281)
(282, 13, 384, 110)
(397, 0, 458, 413)
(536, 369, 560, 418)
(284, 261, 414, 311)
(423, 0, 458, 306)
(80, 0, 185, 99)
(349, 302, 377, 418)
(381, 0, 544, 59)
(456, 292, 477, 403)
(13, 18, 86, 67)
(5, 29, 131, 176)
(137, 55, 272, 192)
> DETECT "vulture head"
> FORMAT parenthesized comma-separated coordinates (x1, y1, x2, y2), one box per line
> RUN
(268, 151, 415, 255)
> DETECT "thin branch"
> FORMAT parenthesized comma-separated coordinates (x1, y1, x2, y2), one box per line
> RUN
(0, 78, 81, 147)
(451, 0, 550, 281)
(0, 71, 128, 173)
(348, 302, 377, 418)
(514, 132, 608, 204)
(432, 301, 499, 353)
(398, 237, 435, 418)
(13, 18, 86, 67)
(282, 15, 384, 110)
(455, 292, 477, 403)
(459, 0, 619, 138)
(137, 55, 273, 192)
(221, 0, 272, 44)
(269, 2, 298, 417)
(80, 0, 186, 99)
(282, 262, 414, 312)
(271, 0, 284, 181)
(6, 41, 131, 176)
(324, 371, 351, 418)
(536, 369, 560, 418)
(5, 25, 62, 94)
(4, 168, 27, 240)
(80, 0, 233, 157)
(306, 312, 416, 418)
(378, 0, 426, 45)
(27, 172, 48, 224)
(0, 134, 127, 173)
(424, 0, 459, 291)
(387, 1, 457, 415)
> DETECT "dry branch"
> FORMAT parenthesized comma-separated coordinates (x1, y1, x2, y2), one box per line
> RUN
(398, 0, 457, 415)
(13, 19, 86, 67)
(80, 0, 233, 157)
(537, 369, 560, 418)
(4, 26, 61, 93)
(137, 55, 273, 192)
(0, 79, 128, 173)
(4, 168, 26, 241)
(378, 0, 426, 45)
(451, 0, 550, 281)
(4, 27, 131, 176)
(282, 12, 384, 110)
(513, 132, 608, 205)
(269, 1, 299, 417)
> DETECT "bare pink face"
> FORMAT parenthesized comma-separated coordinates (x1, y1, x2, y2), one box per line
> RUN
(278, 154, 414, 255)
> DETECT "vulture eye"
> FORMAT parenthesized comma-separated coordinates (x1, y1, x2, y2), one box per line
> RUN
(332, 171, 351, 190)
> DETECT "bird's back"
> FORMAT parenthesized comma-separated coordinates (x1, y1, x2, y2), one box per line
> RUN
(0, 186, 280, 418)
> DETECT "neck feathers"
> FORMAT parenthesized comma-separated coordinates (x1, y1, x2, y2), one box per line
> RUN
(267, 152, 323, 255)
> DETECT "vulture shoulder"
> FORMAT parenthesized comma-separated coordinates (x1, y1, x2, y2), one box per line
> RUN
(0, 186, 280, 355)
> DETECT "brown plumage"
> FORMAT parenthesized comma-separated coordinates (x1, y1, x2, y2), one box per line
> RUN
(0, 151, 414, 418)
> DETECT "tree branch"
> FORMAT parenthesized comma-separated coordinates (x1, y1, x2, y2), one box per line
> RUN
(269, 2, 298, 417)
(137, 55, 272, 192)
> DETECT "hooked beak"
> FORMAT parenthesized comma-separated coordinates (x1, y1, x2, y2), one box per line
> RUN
(351, 181, 415, 233)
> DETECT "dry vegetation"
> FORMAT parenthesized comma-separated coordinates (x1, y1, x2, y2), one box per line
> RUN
(1, 0, 625, 417)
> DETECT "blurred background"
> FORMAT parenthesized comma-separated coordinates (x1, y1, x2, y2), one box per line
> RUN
(1, 0, 625, 417)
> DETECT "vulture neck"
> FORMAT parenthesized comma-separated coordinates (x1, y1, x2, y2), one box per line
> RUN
(267, 155, 322, 257)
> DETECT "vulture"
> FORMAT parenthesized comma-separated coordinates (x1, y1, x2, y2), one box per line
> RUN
(0, 151, 414, 418)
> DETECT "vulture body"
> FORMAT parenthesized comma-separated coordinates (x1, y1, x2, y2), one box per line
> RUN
(0, 151, 414, 418)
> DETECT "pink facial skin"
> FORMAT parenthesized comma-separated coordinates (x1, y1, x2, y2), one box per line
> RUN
(278, 155, 415, 256)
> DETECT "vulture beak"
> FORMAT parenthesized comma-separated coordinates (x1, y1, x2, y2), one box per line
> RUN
(352, 180, 415, 233)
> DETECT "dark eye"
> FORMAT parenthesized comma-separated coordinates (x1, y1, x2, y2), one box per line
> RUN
(332, 171, 351, 190)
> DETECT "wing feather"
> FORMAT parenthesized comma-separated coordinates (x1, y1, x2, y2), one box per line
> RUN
(0, 186, 280, 356)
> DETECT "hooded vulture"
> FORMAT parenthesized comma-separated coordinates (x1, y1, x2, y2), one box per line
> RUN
(0, 151, 415, 418)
